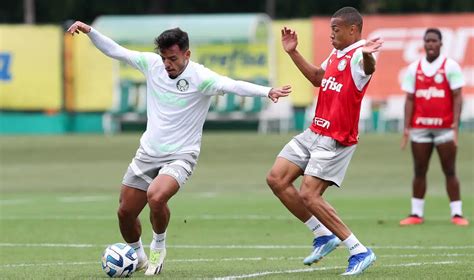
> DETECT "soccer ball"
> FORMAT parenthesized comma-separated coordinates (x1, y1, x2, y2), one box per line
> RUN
(101, 243, 138, 278)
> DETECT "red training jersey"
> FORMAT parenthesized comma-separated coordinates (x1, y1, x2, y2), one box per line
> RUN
(310, 46, 371, 146)
(411, 58, 453, 128)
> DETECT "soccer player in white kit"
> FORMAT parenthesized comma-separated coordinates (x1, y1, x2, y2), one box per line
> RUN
(67, 21, 291, 276)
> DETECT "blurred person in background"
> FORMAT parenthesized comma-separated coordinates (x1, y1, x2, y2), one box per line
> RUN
(67, 21, 291, 276)
(399, 28, 468, 226)
(266, 7, 383, 276)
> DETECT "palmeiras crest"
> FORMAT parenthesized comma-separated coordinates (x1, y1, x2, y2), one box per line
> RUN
(176, 79, 189, 92)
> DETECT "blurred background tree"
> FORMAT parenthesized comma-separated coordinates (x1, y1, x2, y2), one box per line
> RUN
(0, 0, 473, 24)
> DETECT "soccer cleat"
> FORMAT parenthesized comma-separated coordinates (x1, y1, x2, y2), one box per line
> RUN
(303, 234, 341, 265)
(136, 257, 148, 271)
(451, 215, 469, 226)
(399, 215, 424, 226)
(341, 248, 376, 276)
(144, 248, 166, 276)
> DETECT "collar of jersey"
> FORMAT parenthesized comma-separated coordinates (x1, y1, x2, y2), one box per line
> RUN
(336, 40, 366, 58)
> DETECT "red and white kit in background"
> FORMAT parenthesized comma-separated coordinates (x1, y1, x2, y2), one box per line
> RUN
(310, 46, 371, 146)
(411, 58, 453, 129)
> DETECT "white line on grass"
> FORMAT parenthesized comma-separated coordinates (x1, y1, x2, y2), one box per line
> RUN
(1, 243, 473, 250)
(214, 261, 460, 279)
(57, 196, 111, 203)
(0, 199, 31, 205)
(2, 256, 470, 269)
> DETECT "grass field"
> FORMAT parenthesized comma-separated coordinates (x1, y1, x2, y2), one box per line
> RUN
(0, 132, 473, 279)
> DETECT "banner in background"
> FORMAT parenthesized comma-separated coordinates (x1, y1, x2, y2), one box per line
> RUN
(0, 25, 62, 110)
(312, 14, 474, 100)
(72, 35, 114, 111)
(117, 43, 270, 84)
(195, 43, 269, 83)
(273, 19, 314, 107)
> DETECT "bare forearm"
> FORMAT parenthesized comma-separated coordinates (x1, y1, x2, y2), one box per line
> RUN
(452, 88, 462, 127)
(362, 52, 376, 75)
(287, 50, 324, 87)
(404, 94, 414, 129)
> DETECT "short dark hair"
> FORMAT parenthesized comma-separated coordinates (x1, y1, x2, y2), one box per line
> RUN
(155, 28, 189, 52)
(424, 28, 442, 41)
(332, 7, 363, 32)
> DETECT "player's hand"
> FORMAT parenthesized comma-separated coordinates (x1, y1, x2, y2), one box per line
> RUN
(400, 128, 409, 150)
(67, 21, 92, 35)
(362, 37, 384, 54)
(268, 85, 291, 103)
(281, 27, 298, 53)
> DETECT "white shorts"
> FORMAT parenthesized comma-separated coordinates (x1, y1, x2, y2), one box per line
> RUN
(278, 129, 356, 187)
(410, 128, 454, 145)
(122, 146, 197, 191)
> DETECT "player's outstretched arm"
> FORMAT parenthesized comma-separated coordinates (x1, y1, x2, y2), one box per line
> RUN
(211, 75, 291, 103)
(67, 21, 138, 65)
(361, 37, 384, 75)
(281, 27, 324, 87)
(268, 85, 291, 103)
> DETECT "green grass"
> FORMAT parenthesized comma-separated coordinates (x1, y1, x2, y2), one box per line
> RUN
(0, 132, 473, 279)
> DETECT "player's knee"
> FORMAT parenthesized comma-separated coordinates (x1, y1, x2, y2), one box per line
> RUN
(300, 187, 322, 208)
(117, 205, 134, 221)
(414, 166, 428, 177)
(442, 168, 456, 177)
(147, 192, 168, 208)
(266, 172, 286, 193)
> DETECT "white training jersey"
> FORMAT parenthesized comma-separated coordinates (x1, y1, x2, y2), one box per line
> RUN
(88, 28, 271, 157)
(320, 40, 374, 92)
(401, 55, 465, 94)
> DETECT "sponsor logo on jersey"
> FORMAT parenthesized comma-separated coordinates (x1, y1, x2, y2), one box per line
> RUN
(176, 79, 189, 92)
(415, 117, 443, 126)
(434, 73, 444, 84)
(337, 59, 348, 71)
(415, 87, 445, 100)
(321, 77, 343, 93)
(313, 117, 330, 129)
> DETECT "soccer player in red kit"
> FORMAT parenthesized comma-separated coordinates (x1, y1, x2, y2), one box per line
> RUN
(266, 7, 383, 276)
(399, 28, 468, 226)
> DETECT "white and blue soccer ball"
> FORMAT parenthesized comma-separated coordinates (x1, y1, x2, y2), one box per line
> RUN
(101, 243, 138, 278)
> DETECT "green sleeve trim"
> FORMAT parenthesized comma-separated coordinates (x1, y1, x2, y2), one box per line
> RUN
(403, 74, 414, 87)
(352, 52, 363, 66)
(198, 78, 217, 93)
(135, 53, 148, 72)
(447, 71, 463, 84)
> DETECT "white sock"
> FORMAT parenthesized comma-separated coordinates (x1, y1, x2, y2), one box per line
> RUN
(128, 238, 147, 261)
(304, 216, 333, 237)
(450, 200, 463, 217)
(411, 198, 425, 217)
(342, 233, 367, 256)
(150, 231, 166, 250)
